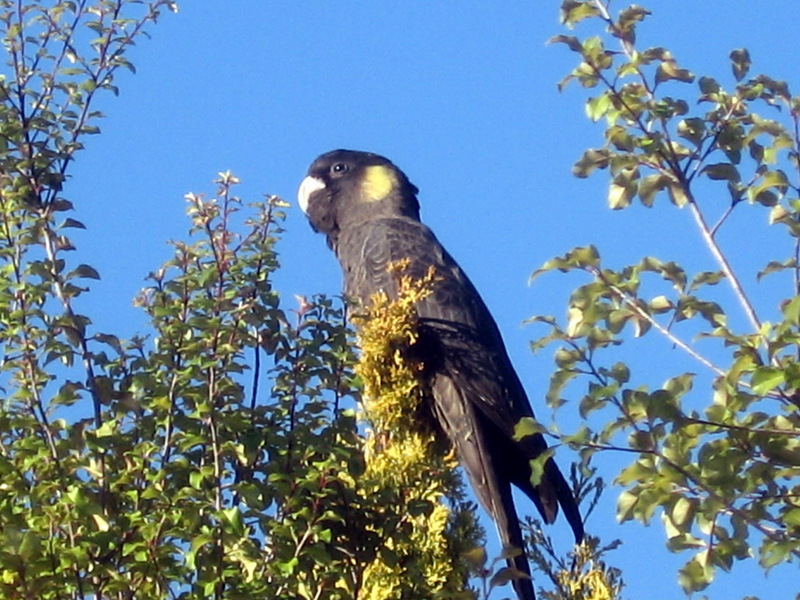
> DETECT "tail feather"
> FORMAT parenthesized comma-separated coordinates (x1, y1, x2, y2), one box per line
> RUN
(431, 376, 537, 599)
(546, 458, 584, 544)
(429, 375, 587, 599)
(493, 479, 537, 600)
(503, 435, 585, 544)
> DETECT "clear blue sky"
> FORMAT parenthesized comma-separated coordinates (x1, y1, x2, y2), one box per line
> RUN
(60, 2, 800, 598)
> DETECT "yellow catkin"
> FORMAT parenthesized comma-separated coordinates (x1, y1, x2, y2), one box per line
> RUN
(553, 542, 621, 600)
(353, 262, 475, 599)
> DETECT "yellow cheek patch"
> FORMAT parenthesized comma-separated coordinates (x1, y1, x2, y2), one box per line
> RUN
(361, 165, 397, 202)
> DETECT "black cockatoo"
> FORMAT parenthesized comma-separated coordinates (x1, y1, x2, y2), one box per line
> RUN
(298, 149, 584, 600)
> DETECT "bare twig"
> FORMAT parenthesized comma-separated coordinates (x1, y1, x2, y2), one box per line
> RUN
(590, 267, 728, 378)
(684, 191, 762, 334)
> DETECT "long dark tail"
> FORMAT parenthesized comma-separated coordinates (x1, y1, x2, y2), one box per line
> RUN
(493, 473, 537, 600)
(545, 458, 584, 543)
(430, 377, 537, 599)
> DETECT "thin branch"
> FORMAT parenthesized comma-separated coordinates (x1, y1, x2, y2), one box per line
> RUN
(590, 267, 728, 378)
(208, 367, 223, 512)
(684, 190, 763, 334)
(708, 202, 737, 238)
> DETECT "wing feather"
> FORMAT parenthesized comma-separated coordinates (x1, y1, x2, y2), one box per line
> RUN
(337, 215, 583, 544)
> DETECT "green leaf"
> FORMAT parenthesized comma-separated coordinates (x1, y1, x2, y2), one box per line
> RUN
(62, 217, 86, 229)
(638, 174, 669, 207)
(699, 76, 721, 95)
(546, 368, 577, 408)
(18, 530, 42, 561)
(93, 333, 123, 354)
(91, 513, 110, 532)
(221, 507, 245, 536)
(606, 125, 635, 151)
(531, 245, 601, 280)
(513, 416, 544, 441)
(783, 507, 800, 528)
(559, 1, 601, 27)
(649, 295, 672, 312)
(748, 170, 788, 205)
(608, 168, 639, 210)
(678, 551, 715, 592)
(655, 61, 694, 84)
(69, 264, 101, 280)
(608, 181, 633, 210)
(782, 295, 800, 324)
(677, 118, 706, 146)
(758, 258, 796, 280)
(616, 5, 651, 44)
(527, 450, 552, 487)
(671, 497, 694, 526)
(767, 205, 789, 225)
(667, 183, 690, 207)
(585, 93, 612, 122)
(751, 367, 784, 396)
(752, 189, 778, 207)
(189, 470, 204, 490)
(617, 489, 639, 522)
(463, 546, 487, 569)
(689, 271, 725, 292)
(729, 48, 751, 82)
(702, 163, 740, 182)
(572, 148, 611, 178)
(548, 34, 582, 52)
(490, 566, 528, 589)
(748, 139, 764, 163)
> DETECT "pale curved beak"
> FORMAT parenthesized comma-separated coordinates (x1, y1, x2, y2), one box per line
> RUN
(297, 176, 326, 214)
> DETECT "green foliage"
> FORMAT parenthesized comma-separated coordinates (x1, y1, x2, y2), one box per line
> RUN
(522, 463, 623, 600)
(537, 0, 800, 594)
(0, 4, 490, 599)
(128, 179, 371, 599)
(1, 156, 375, 597)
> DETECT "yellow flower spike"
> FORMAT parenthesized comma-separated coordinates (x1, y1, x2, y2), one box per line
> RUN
(353, 261, 479, 599)
(549, 539, 622, 600)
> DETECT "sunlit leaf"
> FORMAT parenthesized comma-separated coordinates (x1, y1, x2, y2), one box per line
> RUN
(572, 147, 611, 178)
(751, 367, 784, 396)
(655, 61, 694, 84)
(677, 117, 706, 146)
(559, 0, 601, 27)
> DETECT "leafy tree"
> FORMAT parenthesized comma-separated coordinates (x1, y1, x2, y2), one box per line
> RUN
(0, 2, 485, 599)
(10, 1, 799, 599)
(531, 0, 800, 594)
